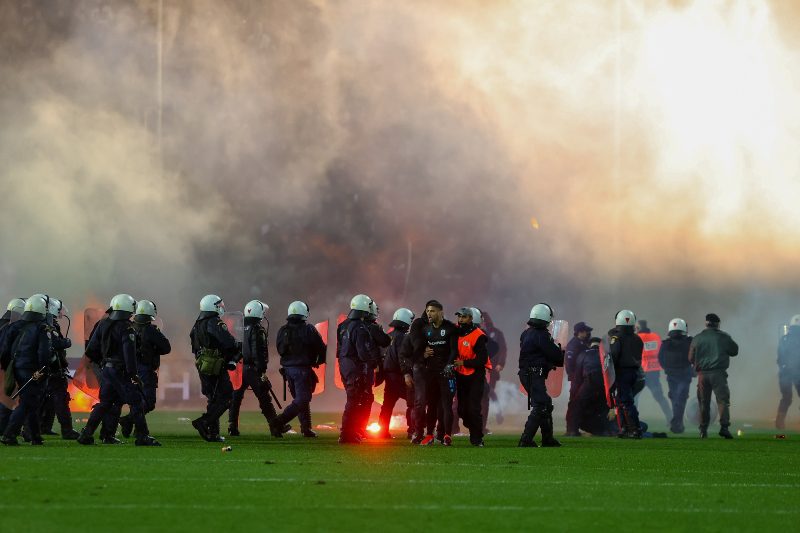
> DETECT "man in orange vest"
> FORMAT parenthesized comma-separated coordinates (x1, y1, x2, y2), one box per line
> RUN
(635, 320, 672, 424)
(453, 307, 489, 447)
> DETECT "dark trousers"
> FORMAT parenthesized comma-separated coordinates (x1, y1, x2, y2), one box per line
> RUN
(228, 364, 279, 430)
(198, 370, 233, 436)
(339, 357, 369, 439)
(39, 374, 74, 433)
(697, 369, 730, 430)
(456, 371, 485, 444)
(573, 373, 611, 435)
(413, 365, 452, 438)
(519, 369, 554, 440)
(615, 367, 641, 432)
(565, 378, 580, 433)
(665, 368, 692, 432)
(282, 366, 314, 430)
(777, 371, 800, 426)
(0, 404, 11, 434)
(118, 366, 158, 432)
(378, 372, 413, 436)
(3, 369, 44, 440)
(85, 367, 149, 438)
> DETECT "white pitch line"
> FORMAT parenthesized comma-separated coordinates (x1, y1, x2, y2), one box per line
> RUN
(0, 502, 796, 515)
(1, 476, 798, 489)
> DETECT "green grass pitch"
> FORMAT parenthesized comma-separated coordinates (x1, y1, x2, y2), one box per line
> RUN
(1, 412, 797, 532)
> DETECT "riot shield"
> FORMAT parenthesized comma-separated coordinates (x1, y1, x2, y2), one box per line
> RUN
(83, 307, 106, 347)
(546, 319, 569, 398)
(312, 320, 329, 396)
(599, 340, 616, 409)
(222, 311, 244, 390)
(334, 313, 346, 390)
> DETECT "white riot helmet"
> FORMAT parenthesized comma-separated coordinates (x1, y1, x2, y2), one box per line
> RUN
(48, 298, 63, 318)
(668, 318, 688, 333)
(471, 307, 483, 326)
(615, 309, 636, 327)
(6, 298, 26, 314)
(200, 294, 225, 316)
(245, 300, 268, 319)
(136, 300, 158, 319)
(24, 294, 48, 316)
(790, 315, 800, 327)
(529, 303, 554, 323)
(350, 294, 373, 313)
(392, 308, 415, 326)
(288, 301, 309, 319)
(109, 294, 136, 320)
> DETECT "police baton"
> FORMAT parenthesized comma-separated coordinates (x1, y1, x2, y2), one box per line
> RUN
(11, 366, 47, 400)
(261, 374, 283, 410)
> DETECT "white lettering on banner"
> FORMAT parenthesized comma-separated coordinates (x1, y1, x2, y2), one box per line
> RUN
(644, 341, 659, 351)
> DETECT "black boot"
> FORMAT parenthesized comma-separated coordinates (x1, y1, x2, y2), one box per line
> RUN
(228, 424, 240, 437)
(719, 426, 733, 439)
(61, 428, 80, 440)
(192, 417, 209, 441)
(135, 435, 162, 446)
(518, 434, 538, 447)
(76, 428, 95, 445)
(540, 412, 562, 448)
(300, 405, 316, 437)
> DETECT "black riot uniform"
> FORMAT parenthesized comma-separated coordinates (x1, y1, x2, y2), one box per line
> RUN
(0, 311, 17, 435)
(658, 330, 694, 433)
(610, 325, 644, 438)
(78, 310, 160, 446)
(85, 310, 125, 443)
(227, 316, 285, 437)
(116, 315, 171, 438)
(37, 320, 80, 439)
(377, 320, 414, 439)
(776, 324, 800, 429)
(337, 311, 375, 444)
(190, 311, 240, 442)
(518, 320, 564, 447)
(0, 310, 51, 446)
(273, 315, 326, 437)
(360, 319, 391, 438)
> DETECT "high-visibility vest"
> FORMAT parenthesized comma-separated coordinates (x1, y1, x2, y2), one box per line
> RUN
(456, 327, 486, 376)
(638, 332, 662, 372)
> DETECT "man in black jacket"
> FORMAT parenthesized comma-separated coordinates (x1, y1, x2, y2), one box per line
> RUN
(190, 294, 240, 443)
(658, 318, 693, 433)
(377, 308, 415, 439)
(564, 321, 592, 436)
(610, 310, 644, 439)
(408, 300, 459, 446)
(337, 295, 375, 444)
(272, 301, 326, 438)
(518, 303, 564, 447)
(570, 337, 615, 436)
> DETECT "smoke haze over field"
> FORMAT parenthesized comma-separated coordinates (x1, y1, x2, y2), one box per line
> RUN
(1, 0, 799, 418)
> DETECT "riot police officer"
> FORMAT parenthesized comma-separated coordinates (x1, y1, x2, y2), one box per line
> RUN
(0, 295, 51, 446)
(272, 301, 326, 437)
(77, 294, 160, 446)
(338, 294, 376, 444)
(776, 315, 800, 429)
(361, 300, 391, 438)
(0, 297, 25, 435)
(377, 308, 415, 439)
(37, 298, 80, 440)
(610, 309, 644, 439)
(227, 300, 287, 437)
(453, 307, 489, 446)
(518, 303, 564, 447)
(118, 300, 171, 439)
(658, 318, 693, 433)
(190, 294, 240, 442)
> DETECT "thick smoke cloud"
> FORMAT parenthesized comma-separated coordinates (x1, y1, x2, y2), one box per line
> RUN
(1, 0, 799, 418)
